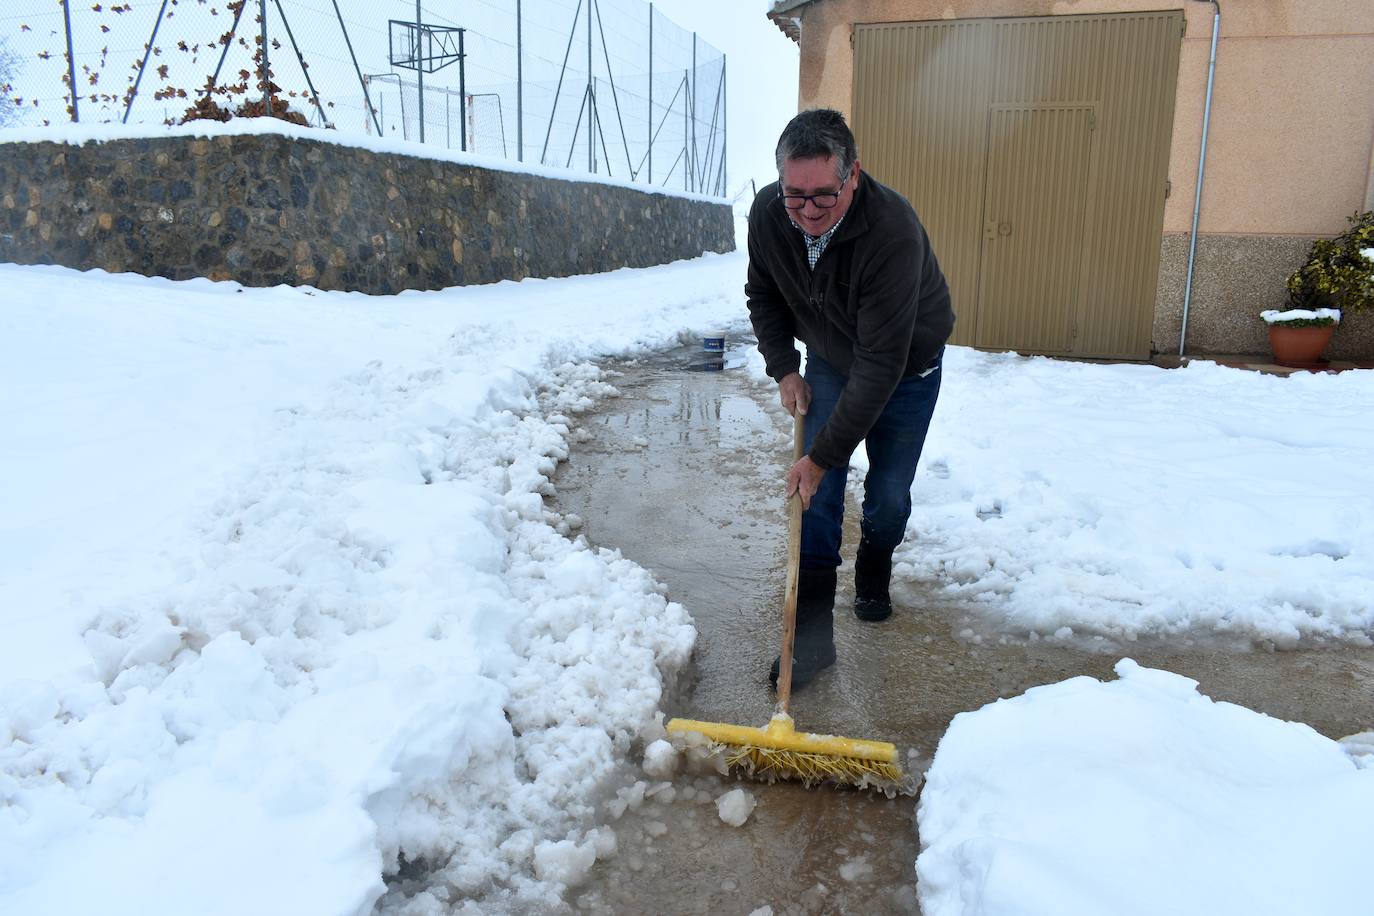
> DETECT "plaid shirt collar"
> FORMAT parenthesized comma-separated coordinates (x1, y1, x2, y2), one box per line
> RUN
(792, 215, 845, 271)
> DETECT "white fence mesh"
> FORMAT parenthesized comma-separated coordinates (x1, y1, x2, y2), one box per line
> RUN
(2, 0, 726, 194)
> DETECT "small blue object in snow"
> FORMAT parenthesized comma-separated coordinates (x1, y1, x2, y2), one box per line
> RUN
(701, 331, 726, 354)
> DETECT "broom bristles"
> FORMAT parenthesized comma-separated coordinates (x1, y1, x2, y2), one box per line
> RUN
(724, 742, 909, 794)
(666, 714, 913, 795)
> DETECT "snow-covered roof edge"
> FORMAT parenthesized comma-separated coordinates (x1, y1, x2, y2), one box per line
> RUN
(0, 119, 730, 206)
(768, 0, 816, 43)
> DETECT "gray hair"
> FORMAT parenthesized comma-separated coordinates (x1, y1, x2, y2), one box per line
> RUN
(774, 108, 858, 182)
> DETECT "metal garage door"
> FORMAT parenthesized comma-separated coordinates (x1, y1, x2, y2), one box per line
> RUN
(852, 11, 1182, 359)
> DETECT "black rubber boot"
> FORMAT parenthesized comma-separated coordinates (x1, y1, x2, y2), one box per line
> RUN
(769, 568, 838, 690)
(853, 539, 894, 622)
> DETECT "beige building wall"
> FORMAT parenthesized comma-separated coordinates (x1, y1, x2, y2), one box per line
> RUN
(779, 0, 1374, 358)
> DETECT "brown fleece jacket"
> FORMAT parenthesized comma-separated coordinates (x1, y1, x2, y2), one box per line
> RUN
(745, 170, 955, 470)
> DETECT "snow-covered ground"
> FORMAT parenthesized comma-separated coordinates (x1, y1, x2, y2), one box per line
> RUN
(0, 255, 744, 915)
(918, 660, 1374, 916)
(3, 241, 1373, 914)
(885, 348, 1374, 646)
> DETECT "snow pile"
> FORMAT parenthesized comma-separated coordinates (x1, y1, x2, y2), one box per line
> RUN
(715, 787, 757, 826)
(890, 348, 1374, 644)
(916, 660, 1374, 916)
(0, 251, 745, 915)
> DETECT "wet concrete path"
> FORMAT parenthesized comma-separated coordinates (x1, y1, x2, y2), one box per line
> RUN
(552, 334, 1374, 915)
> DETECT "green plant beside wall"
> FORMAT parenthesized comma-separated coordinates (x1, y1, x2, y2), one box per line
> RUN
(1285, 210, 1374, 314)
(1256, 211, 1374, 367)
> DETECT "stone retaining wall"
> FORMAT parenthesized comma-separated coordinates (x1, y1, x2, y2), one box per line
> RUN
(0, 132, 735, 293)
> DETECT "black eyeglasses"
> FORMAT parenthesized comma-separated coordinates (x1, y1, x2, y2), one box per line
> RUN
(778, 176, 848, 210)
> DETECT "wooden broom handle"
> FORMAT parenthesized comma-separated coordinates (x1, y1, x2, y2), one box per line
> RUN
(775, 410, 806, 714)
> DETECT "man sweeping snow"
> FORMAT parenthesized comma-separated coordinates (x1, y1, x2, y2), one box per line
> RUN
(745, 108, 954, 688)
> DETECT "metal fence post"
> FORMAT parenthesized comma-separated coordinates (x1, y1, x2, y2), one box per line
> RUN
(691, 33, 697, 193)
(648, 5, 653, 184)
(61, 0, 79, 122)
(720, 56, 727, 195)
(459, 28, 467, 151)
(540, 0, 583, 167)
(587, 0, 595, 173)
(270, 0, 327, 126)
(259, 0, 270, 112)
(332, 0, 381, 135)
(415, 1, 425, 143)
(683, 68, 688, 192)
(517, 0, 524, 161)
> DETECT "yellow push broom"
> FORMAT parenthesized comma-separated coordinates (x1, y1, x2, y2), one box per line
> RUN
(667, 413, 907, 793)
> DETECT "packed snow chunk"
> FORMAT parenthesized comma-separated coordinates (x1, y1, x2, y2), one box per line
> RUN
(590, 826, 618, 859)
(620, 781, 648, 811)
(644, 782, 676, 804)
(748, 907, 774, 916)
(917, 659, 1374, 916)
(674, 728, 731, 776)
(1341, 731, 1374, 769)
(606, 781, 650, 820)
(532, 837, 597, 889)
(838, 855, 873, 882)
(716, 788, 757, 827)
(642, 738, 679, 779)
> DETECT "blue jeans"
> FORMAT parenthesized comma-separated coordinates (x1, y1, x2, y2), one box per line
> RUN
(800, 350, 943, 571)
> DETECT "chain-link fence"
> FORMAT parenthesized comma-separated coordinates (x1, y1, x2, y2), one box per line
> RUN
(1, 0, 726, 195)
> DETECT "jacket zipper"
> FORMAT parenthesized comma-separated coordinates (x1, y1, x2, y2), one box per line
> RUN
(778, 203, 833, 314)
(806, 238, 825, 313)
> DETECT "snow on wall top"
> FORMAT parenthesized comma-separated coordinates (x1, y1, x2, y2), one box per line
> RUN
(0, 118, 730, 206)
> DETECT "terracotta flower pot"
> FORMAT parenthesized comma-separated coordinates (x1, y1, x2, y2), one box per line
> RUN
(1268, 324, 1335, 367)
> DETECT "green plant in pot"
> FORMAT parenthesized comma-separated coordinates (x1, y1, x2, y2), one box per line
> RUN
(1267, 210, 1374, 367)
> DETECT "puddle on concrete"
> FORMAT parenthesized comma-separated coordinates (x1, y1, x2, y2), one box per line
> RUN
(552, 332, 1374, 915)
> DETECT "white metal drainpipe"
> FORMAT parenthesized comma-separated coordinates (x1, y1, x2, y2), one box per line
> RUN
(1179, 0, 1221, 357)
